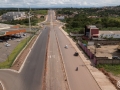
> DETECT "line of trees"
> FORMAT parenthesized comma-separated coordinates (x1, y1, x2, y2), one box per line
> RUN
(56, 8, 120, 33)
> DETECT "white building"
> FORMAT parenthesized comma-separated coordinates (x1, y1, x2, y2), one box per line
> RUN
(2, 12, 26, 21)
(99, 31, 120, 39)
(57, 15, 65, 20)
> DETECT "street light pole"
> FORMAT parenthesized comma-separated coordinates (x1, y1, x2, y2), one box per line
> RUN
(28, 10, 31, 32)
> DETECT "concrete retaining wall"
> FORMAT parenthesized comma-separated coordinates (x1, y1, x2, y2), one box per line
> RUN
(95, 57, 120, 64)
(94, 40, 119, 45)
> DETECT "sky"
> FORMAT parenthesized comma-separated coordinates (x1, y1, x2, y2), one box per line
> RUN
(0, 0, 120, 8)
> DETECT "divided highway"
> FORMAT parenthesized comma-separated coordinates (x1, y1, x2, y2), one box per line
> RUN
(0, 10, 102, 90)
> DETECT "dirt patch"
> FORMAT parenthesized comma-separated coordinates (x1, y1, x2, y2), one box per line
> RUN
(88, 45, 119, 59)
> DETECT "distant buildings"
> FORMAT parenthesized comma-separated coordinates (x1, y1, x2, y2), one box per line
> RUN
(84, 25, 120, 40)
(57, 15, 65, 20)
(2, 12, 26, 21)
(99, 31, 120, 39)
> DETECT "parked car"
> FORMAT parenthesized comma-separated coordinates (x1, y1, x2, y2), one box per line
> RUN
(23, 33, 26, 36)
(0, 39, 3, 42)
(112, 56, 120, 59)
(6, 44, 11, 47)
(5, 43, 11, 47)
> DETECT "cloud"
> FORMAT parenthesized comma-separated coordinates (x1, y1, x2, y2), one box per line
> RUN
(0, 0, 120, 7)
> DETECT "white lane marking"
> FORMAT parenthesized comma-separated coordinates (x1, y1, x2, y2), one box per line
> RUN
(49, 55, 51, 58)
(0, 81, 5, 90)
(49, 55, 56, 58)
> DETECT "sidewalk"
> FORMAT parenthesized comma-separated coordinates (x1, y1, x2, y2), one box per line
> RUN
(59, 26, 117, 90)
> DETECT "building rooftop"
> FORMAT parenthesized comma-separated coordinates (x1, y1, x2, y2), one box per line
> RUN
(99, 31, 120, 34)
(86, 25, 98, 29)
(0, 24, 26, 36)
(0, 23, 13, 30)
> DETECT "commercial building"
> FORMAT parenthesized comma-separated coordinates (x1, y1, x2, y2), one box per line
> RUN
(84, 25, 120, 40)
(99, 31, 120, 39)
(57, 15, 65, 20)
(2, 12, 26, 21)
(84, 25, 99, 39)
(0, 25, 26, 38)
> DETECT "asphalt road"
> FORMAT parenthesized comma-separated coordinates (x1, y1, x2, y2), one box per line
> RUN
(0, 25, 50, 89)
(0, 10, 101, 90)
(49, 10, 101, 90)
(46, 10, 66, 90)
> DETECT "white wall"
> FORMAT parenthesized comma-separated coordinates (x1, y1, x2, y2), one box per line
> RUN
(70, 32, 84, 36)
(99, 33, 120, 38)
(57, 16, 65, 20)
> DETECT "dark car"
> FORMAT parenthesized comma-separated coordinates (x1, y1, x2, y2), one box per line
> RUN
(74, 52, 79, 56)
(0, 39, 3, 42)
(112, 56, 120, 59)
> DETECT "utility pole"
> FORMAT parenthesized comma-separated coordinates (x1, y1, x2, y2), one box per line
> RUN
(28, 7, 31, 32)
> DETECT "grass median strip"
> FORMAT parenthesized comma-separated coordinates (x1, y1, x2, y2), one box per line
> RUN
(0, 37, 31, 69)
(98, 64, 120, 76)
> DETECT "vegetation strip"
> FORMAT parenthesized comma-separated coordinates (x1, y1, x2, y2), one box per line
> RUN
(0, 36, 32, 69)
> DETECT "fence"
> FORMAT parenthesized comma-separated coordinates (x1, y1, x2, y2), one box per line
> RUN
(78, 40, 95, 64)
(95, 57, 120, 65)
(94, 40, 119, 45)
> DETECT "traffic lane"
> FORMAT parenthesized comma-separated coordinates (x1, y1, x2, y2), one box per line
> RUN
(55, 27, 100, 90)
(46, 10, 52, 22)
(51, 10, 56, 21)
(20, 27, 50, 90)
(48, 26, 66, 90)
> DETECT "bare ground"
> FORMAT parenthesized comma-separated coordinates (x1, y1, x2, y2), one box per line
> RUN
(88, 45, 119, 59)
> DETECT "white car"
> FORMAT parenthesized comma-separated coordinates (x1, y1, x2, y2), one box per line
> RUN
(5, 43, 11, 47)
(6, 44, 11, 47)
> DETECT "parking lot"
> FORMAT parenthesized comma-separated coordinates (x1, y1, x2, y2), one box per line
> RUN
(87, 45, 120, 59)
(0, 33, 30, 62)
